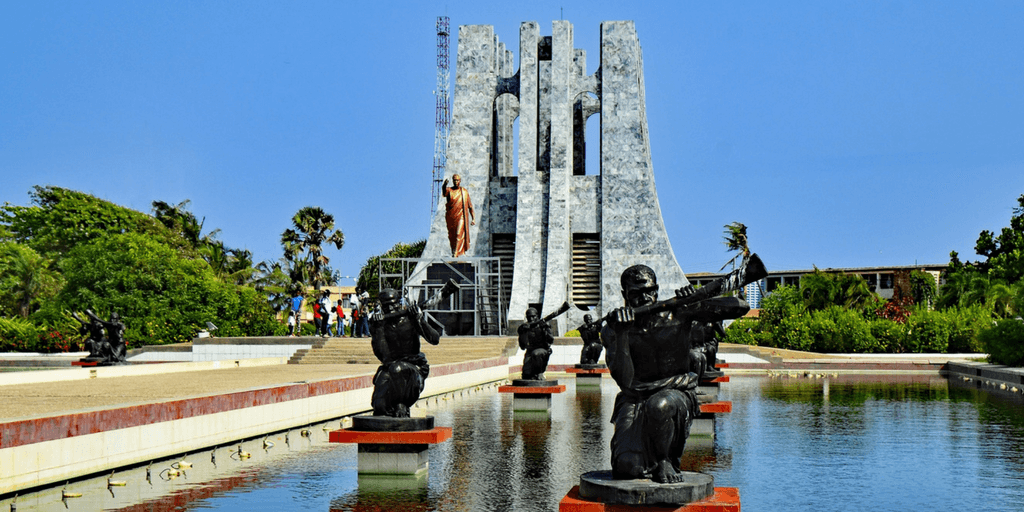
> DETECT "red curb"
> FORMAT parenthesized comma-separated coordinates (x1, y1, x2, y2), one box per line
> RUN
(567, 368, 611, 374)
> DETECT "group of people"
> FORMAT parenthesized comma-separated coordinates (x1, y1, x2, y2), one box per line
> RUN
(287, 290, 372, 338)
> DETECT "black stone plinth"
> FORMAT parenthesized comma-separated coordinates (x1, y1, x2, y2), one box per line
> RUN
(351, 415, 435, 432)
(579, 470, 714, 506)
(512, 379, 559, 387)
(702, 370, 725, 380)
(576, 364, 608, 370)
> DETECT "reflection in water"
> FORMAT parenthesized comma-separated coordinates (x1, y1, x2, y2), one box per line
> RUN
(330, 475, 429, 512)
(5, 376, 1024, 511)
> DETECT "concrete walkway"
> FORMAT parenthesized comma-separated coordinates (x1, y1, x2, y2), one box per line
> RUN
(0, 344, 988, 422)
(0, 363, 377, 421)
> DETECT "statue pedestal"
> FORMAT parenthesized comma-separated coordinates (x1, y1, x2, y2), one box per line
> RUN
(499, 379, 566, 412)
(328, 416, 452, 476)
(560, 483, 740, 511)
(567, 364, 610, 386)
(697, 373, 729, 396)
(691, 401, 732, 440)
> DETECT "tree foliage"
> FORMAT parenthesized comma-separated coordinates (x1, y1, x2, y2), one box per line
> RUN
(357, 240, 427, 299)
(799, 268, 877, 312)
(52, 233, 282, 344)
(281, 206, 345, 291)
(940, 194, 1024, 313)
(1, 186, 187, 257)
(0, 242, 62, 318)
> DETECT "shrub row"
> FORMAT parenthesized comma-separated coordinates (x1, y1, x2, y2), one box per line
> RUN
(725, 304, 991, 354)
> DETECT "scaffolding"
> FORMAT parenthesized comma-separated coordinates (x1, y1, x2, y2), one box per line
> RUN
(378, 256, 506, 336)
(432, 16, 451, 214)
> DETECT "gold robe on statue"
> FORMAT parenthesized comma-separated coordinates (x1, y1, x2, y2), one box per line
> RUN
(444, 185, 473, 257)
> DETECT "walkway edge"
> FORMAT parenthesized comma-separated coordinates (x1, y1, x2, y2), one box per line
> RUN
(0, 357, 509, 495)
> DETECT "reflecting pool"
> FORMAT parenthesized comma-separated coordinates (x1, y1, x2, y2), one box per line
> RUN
(6, 375, 1024, 511)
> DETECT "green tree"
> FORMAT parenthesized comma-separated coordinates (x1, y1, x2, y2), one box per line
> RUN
(52, 232, 270, 344)
(0, 242, 62, 318)
(281, 207, 345, 291)
(800, 268, 877, 311)
(357, 240, 427, 299)
(1, 186, 186, 258)
(720, 222, 750, 271)
(973, 194, 1024, 283)
(909, 270, 938, 307)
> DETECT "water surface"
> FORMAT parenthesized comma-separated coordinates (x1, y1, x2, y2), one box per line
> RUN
(7, 375, 1024, 511)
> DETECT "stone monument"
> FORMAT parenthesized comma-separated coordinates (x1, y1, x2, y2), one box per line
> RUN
(414, 20, 690, 335)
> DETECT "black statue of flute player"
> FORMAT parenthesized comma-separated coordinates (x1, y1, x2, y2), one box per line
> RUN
(368, 288, 441, 417)
(601, 256, 763, 483)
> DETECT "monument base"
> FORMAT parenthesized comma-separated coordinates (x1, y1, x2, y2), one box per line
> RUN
(329, 416, 451, 475)
(561, 485, 740, 511)
(578, 470, 714, 506)
(691, 401, 733, 441)
(568, 365, 610, 386)
(499, 380, 567, 412)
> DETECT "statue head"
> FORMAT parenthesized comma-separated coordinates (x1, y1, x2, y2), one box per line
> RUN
(584, 314, 593, 324)
(111, 312, 121, 321)
(452, 174, 462, 188)
(525, 307, 539, 323)
(621, 265, 659, 308)
(379, 288, 402, 314)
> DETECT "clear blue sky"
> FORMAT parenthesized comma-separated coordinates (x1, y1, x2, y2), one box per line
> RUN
(3, 1, 1023, 281)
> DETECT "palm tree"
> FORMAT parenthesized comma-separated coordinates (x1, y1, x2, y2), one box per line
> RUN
(799, 268, 876, 311)
(281, 207, 345, 291)
(0, 243, 61, 318)
(720, 222, 750, 271)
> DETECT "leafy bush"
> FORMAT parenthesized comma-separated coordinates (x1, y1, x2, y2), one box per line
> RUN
(759, 285, 803, 327)
(563, 329, 581, 337)
(946, 304, 990, 353)
(904, 309, 951, 353)
(724, 318, 762, 346)
(980, 319, 1024, 366)
(53, 233, 280, 345)
(0, 316, 78, 353)
(869, 319, 907, 353)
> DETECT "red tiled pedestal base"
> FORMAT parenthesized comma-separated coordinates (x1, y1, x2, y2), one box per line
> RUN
(498, 384, 567, 411)
(560, 486, 740, 512)
(329, 427, 452, 475)
(691, 401, 732, 440)
(568, 366, 611, 386)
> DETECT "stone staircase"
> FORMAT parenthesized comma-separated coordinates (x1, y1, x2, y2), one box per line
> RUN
(288, 336, 517, 365)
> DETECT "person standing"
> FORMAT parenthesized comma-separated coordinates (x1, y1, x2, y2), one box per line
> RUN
(312, 297, 322, 336)
(351, 306, 361, 338)
(318, 291, 333, 337)
(290, 293, 304, 336)
(335, 300, 347, 337)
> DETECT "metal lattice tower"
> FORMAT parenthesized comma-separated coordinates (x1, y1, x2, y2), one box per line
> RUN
(432, 16, 451, 214)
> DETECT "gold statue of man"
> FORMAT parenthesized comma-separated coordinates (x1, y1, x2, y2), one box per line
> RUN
(443, 174, 475, 257)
